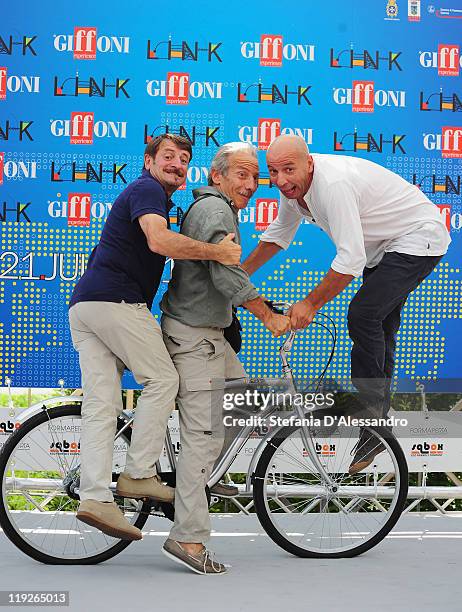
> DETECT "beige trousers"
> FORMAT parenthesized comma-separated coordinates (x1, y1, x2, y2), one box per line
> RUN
(161, 315, 246, 543)
(69, 301, 179, 502)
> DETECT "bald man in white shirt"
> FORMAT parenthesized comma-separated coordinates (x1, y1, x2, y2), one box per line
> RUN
(243, 135, 450, 473)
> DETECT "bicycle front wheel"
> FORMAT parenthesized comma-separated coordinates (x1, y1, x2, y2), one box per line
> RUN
(253, 424, 408, 558)
(0, 404, 151, 564)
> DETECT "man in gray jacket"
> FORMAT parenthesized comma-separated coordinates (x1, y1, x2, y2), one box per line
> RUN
(160, 142, 290, 574)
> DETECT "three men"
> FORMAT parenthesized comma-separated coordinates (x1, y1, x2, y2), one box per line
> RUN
(160, 142, 290, 574)
(69, 134, 241, 541)
(243, 134, 450, 473)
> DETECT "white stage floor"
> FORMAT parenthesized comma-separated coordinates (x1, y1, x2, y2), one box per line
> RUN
(1, 513, 461, 612)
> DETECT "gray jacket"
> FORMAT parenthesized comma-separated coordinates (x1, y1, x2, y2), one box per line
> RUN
(160, 186, 259, 328)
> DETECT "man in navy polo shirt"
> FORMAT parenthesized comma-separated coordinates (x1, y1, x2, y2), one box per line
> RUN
(69, 134, 241, 541)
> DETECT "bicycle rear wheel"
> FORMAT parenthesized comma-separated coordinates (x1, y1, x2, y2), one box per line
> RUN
(0, 404, 151, 564)
(253, 423, 408, 558)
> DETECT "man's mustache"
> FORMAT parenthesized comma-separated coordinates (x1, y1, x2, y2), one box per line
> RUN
(164, 168, 185, 177)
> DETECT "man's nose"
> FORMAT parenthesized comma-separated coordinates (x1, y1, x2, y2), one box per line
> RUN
(171, 156, 184, 169)
(245, 177, 257, 193)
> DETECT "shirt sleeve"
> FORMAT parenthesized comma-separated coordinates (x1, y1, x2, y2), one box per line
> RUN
(128, 180, 168, 223)
(259, 196, 303, 249)
(325, 183, 366, 278)
(197, 208, 260, 307)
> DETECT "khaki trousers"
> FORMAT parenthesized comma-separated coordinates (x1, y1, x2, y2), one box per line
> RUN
(161, 315, 246, 543)
(69, 301, 179, 502)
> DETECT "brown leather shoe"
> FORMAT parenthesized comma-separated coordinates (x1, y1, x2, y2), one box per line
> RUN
(76, 500, 142, 541)
(116, 472, 175, 503)
(162, 539, 227, 575)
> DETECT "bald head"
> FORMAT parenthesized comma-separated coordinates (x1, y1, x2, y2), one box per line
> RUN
(267, 134, 310, 160)
(266, 135, 313, 201)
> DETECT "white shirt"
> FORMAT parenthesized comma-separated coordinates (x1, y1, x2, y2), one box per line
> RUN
(260, 154, 451, 277)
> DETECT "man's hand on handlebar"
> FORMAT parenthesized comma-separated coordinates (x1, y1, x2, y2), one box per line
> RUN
(264, 313, 292, 337)
(288, 299, 317, 330)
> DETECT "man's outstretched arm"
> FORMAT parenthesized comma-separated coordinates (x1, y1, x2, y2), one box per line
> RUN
(242, 241, 282, 276)
(138, 213, 241, 265)
(289, 268, 354, 329)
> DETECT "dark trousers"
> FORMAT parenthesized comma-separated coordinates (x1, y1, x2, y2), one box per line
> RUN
(347, 251, 442, 418)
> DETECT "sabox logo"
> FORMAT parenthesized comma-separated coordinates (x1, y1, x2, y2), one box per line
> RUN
(442, 126, 462, 158)
(50, 439, 81, 454)
(166, 72, 189, 104)
(73, 27, 97, 59)
(438, 45, 460, 77)
(352, 81, 374, 112)
(68, 193, 91, 226)
(70, 112, 94, 145)
(0, 67, 6, 100)
(260, 35, 283, 67)
(411, 442, 443, 456)
(257, 118, 281, 149)
(255, 199, 278, 230)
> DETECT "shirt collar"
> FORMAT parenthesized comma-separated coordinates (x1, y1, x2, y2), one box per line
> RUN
(192, 186, 238, 216)
(141, 168, 174, 210)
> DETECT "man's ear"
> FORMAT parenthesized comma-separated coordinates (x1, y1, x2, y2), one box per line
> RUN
(144, 153, 153, 170)
(307, 154, 314, 174)
(210, 168, 221, 186)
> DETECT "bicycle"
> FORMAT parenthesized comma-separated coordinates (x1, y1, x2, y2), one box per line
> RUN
(0, 303, 408, 564)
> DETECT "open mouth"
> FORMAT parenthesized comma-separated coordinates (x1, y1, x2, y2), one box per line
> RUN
(283, 186, 297, 198)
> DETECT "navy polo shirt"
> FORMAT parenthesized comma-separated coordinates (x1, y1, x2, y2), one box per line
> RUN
(69, 169, 173, 310)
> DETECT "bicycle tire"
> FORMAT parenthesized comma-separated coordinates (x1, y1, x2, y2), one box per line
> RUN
(0, 404, 151, 565)
(253, 424, 408, 558)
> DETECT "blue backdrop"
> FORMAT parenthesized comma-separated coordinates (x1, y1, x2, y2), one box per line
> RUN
(0, 0, 461, 388)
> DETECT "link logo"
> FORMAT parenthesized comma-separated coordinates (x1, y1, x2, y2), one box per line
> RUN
(146, 73, 223, 104)
(333, 81, 406, 111)
(53, 28, 130, 58)
(423, 127, 462, 158)
(0, 120, 33, 142)
(0, 200, 32, 222)
(419, 90, 462, 112)
(51, 160, 127, 184)
(50, 113, 127, 144)
(238, 120, 313, 149)
(144, 123, 220, 146)
(419, 46, 461, 76)
(54, 74, 129, 98)
(147, 39, 222, 62)
(241, 36, 315, 66)
(333, 130, 405, 153)
(255, 199, 278, 230)
(413, 173, 461, 195)
(237, 82, 311, 105)
(329, 48, 402, 70)
(0, 34, 37, 56)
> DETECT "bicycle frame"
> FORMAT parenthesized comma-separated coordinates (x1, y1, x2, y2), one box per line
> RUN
(208, 328, 336, 492)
